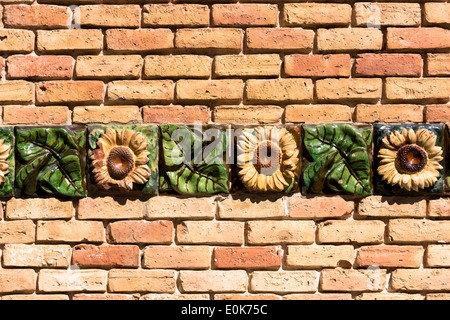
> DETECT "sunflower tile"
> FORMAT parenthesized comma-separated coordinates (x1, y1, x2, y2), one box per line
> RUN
(0, 127, 14, 197)
(374, 123, 444, 195)
(88, 125, 159, 195)
(446, 124, 450, 194)
(234, 125, 301, 193)
(159, 124, 230, 195)
(301, 123, 373, 196)
(15, 126, 86, 198)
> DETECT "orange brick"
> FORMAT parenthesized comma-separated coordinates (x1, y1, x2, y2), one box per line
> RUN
(76, 55, 142, 79)
(285, 105, 352, 123)
(0, 81, 34, 104)
(175, 28, 243, 53)
(250, 271, 317, 293)
(215, 294, 281, 300)
(246, 28, 314, 52)
(177, 221, 244, 245)
(357, 196, 427, 218)
(245, 78, 313, 103)
(146, 196, 216, 219)
(36, 80, 105, 105)
(78, 197, 143, 220)
(107, 220, 173, 244)
(143, 4, 209, 27)
(179, 270, 247, 293)
(7, 55, 73, 79)
(386, 78, 450, 102)
(425, 245, 450, 267)
(176, 79, 243, 103)
(76, 5, 140, 28)
(214, 246, 282, 269)
(0, 29, 34, 53)
(214, 54, 280, 77)
(143, 105, 210, 124)
(427, 54, 450, 76)
(354, 3, 421, 26)
(354, 54, 422, 77)
(247, 221, 315, 245)
(73, 294, 136, 300)
(212, 4, 278, 26)
(316, 78, 382, 102)
(286, 245, 354, 269)
(4, 4, 71, 28)
(0, 270, 36, 294)
(217, 195, 284, 219)
(320, 269, 386, 292)
(73, 244, 140, 268)
(284, 54, 351, 77)
(213, 105, 283, 124)
(106, 29, 173, 52)
(284, 294, 352, 300)
(283, 3, 351, 26)
(36, 220, 105, 243)
(317, 28, 383, 52)
(6, 198, 73, 220)
(141, 293, 209, 300)
(426, 105, 450, 123)
(2, 294, 69, 300)
(356, 245, 424, 268)
(143, 246, 211, 269)
(387, 28, 450, 50)
(358, 293, 424, 300)
(429, 198, 450, 217)
(356, 104, 424, 123)
(0, 220, 35, 244)
(388, 219, 450, 243)
(107, 80, 174, 104)
(318, 220, 385, 244)
(144, 55, 211, 79)
(37, 29, 103, 53)
(391, 269, 450, 292)
(73, 106, 140, 124)
(425, 3, 450, 25)
(3, 106, 70, 125)
(288, 195, 354, 219)
(108, 269, 176, 293)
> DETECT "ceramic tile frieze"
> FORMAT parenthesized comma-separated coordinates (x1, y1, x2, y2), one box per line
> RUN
(159, 124, 230, 195)
(374, 124, 445, 195)
(15, 126, 86, 198)
(301, 123, 373, 196)
(0, 127, 14, 197)
(234, 125, 301, 193)
(88, 125, 159, 195)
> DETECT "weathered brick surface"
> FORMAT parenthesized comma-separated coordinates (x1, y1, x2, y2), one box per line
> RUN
(72, 244, 140, 268)
(214, 246, 282, 269)
(143, 246, 211, 269)
(354, 54, 422, 77)
(250, 271, 317, 293)
(288, 195, 354, 219)
(0, 29, 35, 53)
(284, 54, 351, 77)
(283, 3, 351, 26)
(146, 196, 216, 219)
(286, 245, 354, 269)
(317, 220, 385, 244)
(357, 196, 426, 218)
(76, 5, 141, 28)
(73, 106, 140, 124)
(0, 220, 36, 244)
(356, 104, 424, 123)
(387, 28, 450, 50)
(1, 106, 68, 125)
(425, 105, 450, 123)
(217, 195, 285, 219)
(245, 78, 313, 103)
(179, 270, 247, 293)
(36, 220, 105, 243)
(106, 29, 173, 52)
(78, 197, 143, 220)
(320, 269, 387, 292)
(391, 269, 450, 292)
(2, 244, 71, 268)
(6, 198, 73, 220)
(76, 55, 142, 79)
(427, 54, 450, 76)
(177, 79, 243, 103)
(143, 4, 209, 27)
(386, 78, 450, 102)
(246, 28, 314, 52)
(214, 54, 280, 77)
(0, 81, 34, 104)
(107, 80, 174, 104)
(38, 269, 107, 292)
(36, 80, 105, 105)
(107, 220, 173, 244)
(108, 269, 176, 293)
(175, 28, 242, 53)
(212, 4, 278, 27)
(143, 105, 210, 124)
(177, 221, 244, 245)
(7, 55, 74, 79)
(0, 269, 36, 294)
(37, 30, 103, 53)
(424, 3, 450, 25)
(317, 28, 383, 52)
(144, 55, 211, 79)
(4, 5, 71, 29)
(213, 105, 283, 124)
(354, 3, 421, 26)
(247, 221, 315, 245)
(316, 78, 382, 102)
(388, 219, 450, 243)
(426, 245, 450, 267)
(356, 245, 424, 268)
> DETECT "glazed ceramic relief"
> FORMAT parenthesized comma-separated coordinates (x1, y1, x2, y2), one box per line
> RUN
(0, 127, 14, 197)
(235, 126, 301, 193)
(159, 124, 230, 195)
(374, 124, 445, 195)
(15, 126, 86, 197)
(88, 125, 159, 195)
(301, 123, 372, 196)
(446, 124, 450, 193)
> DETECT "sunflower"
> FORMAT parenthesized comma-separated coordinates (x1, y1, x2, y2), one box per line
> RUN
(377, 128, 443, 192)
(0, 139, 10, 185)
(237, 127, 300, 192)
(91, 128, 152, 190)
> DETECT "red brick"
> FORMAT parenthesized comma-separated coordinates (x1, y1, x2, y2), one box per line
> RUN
(107, 220, 173, 244)
(356, 245, 424, 268)
(73, 244, 140, 268)
(212, 4, 278, 26)
(36, 80, 104, 105)
(214, 246, 282, 269)
(354, 54, 422, 77)
(175, 28, 243, 53)
(143, 105, 210, 124)
(284, 54, 351, 77)
(426, 105, 450, 123)
(106, 29, 174, 52)
(387, 28, 450, 50)
(4, 5, 70, 29)
(3, 106, 70, 125)
(246, 28, 314, 52)
(283, 3, 351, 26)
(76, 5, 141, 28)
(143, 4, 209, 27)
(7, 55, 74, 79)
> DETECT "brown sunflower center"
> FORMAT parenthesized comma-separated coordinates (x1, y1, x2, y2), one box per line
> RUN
(395, 144, 428, 174)
(254, 140, 281, 176)
(107, 146, 135, 180)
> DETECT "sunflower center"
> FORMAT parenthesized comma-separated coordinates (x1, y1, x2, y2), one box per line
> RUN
(254, 140, 281, 176)
(395, 144, 428, 174)
(107, 146, 135, 180)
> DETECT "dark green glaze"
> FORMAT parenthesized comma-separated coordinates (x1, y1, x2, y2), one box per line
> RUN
(160, 124, 230, 195)
(446, 124, 450, 193)
(0, 127, 15, 197)
(88, 125, 159, 195)
(302, 123, 373, 196)
(15, 126, 86, 198)
(373, 123, 444, 195)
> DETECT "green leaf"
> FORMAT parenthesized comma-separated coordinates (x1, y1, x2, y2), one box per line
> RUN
(303, 124, 372, 195)
(160, 125, 230, 195)
(15, 127, 86, 197)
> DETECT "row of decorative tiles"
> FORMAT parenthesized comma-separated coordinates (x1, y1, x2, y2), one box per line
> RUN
(0, 123, 447, 198)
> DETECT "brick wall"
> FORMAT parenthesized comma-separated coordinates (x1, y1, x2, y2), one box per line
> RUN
(0, 0, 449, 300)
